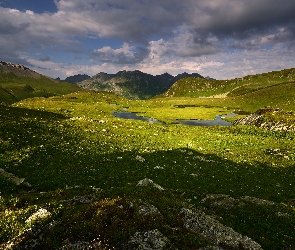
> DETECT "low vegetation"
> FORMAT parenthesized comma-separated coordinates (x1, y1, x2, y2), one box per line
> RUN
(163, 68, 295, 103)
(0, 68, 295, 249)
(0, 72, 79, 104)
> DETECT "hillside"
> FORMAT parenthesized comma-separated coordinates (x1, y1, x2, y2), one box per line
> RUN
(163, 68, 295, 101)
(0, 61, 80, 104)
(76, 70, 204, 99)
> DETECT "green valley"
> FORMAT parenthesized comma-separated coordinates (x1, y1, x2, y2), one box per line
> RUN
(0, 67, 294, 249)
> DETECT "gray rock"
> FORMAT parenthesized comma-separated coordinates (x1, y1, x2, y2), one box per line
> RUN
(127, 229, 177, 250)
(138, 204, 162, 217)
(233, 108, 295, 132)
(0, 168, 31, 186)
(25, 208, 52, 224)
(60, 194, 97, 205)
(59, 241, 93, 250)
(137, 178, 165, 191)
(179, 208, 262, 250)
(59, 239, 114, 250)
(197, 246, 225, 250)
(200, 194, 275, 209)
(241, 196, 275, 206)
(4, 221, 58, 249)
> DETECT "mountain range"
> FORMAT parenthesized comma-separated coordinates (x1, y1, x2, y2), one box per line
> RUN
(1, 60, 294, 108)
(70, 70, 204, 99)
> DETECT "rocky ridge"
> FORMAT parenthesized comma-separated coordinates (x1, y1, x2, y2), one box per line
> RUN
(76, 70, 204, 99)
(64, 74, 91, 84)
(0, 61, 41, 79)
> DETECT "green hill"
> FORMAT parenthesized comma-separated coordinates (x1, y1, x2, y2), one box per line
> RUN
(0, 62, 80, 104)
(159, 68, 295, 113)
(163, 68, 295, 98)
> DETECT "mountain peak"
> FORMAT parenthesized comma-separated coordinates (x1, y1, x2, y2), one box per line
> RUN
(0, 61, 40, 78)
(75, 70, 204, 99)
(64, 74, 91, 84)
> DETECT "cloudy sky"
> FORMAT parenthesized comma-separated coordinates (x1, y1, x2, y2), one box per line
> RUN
(1, 0, 295, 80)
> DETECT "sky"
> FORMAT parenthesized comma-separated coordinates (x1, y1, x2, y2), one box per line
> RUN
(0, 0, 295, 80)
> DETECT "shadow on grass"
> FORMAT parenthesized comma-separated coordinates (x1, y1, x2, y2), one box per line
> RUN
(1, 147, 295, 250)
(3, 146, 294, 203)
(0, 105, 67, 121)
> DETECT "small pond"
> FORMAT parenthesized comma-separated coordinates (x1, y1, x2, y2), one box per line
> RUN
(112, 111, 163, 124)
(177, 114, 236, 127)
(112, 111, 237, 126)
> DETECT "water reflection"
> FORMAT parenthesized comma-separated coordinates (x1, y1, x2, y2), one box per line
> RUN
(112, 111, 163, 124)
(177, 114, 235, 126)
(112, 111, 237, 127)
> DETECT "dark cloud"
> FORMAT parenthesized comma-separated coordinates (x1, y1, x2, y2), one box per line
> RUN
(0, 21, 30, 34)
(1, 0, 295, 79)
(178, 45, 219, 58)
(191, 0, 295, 42)
(93, 43, 150, 65)
(65, 48, 87, 54)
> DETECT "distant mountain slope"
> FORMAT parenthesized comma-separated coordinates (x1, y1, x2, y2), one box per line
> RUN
(0, 61, 80, 104)
(163, 68, 295, 99)
(65, 74, 91, 84)
(76, 70, 204, 99)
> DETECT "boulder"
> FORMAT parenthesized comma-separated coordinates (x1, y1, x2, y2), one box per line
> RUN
(136, 178, 165, 191)
(127, 229, 177, 250)
(179, 208, 262, 250)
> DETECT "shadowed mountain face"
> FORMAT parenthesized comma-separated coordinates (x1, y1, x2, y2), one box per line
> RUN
(64, 74, 91, 84)
(75, 70, 204, 99)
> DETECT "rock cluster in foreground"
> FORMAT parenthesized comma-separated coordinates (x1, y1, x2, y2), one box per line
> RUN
(3, 179, 270, 250)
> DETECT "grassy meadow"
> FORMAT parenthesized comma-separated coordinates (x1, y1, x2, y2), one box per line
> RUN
(0, 88, 294, 249)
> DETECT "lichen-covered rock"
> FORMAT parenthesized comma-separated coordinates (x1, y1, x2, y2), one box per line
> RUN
(233, 107, 274, 126)
(233, 108, 295, 132)
(137, 178, 165, 191)
(197, 246, 225, 250)
(60, 194, 97, 205)
(59, 239, 114, 250)
(241, 196, 275, 206)
(0, 168, 31, 186)
(4, 221, 58, 249)
(138, 204, 162, 217)
(179, 208, 262, 250)
(25, 208, 52, 224)
(59, 241, 93, 250)
(127, 229, 177, 250)
(200, 194, 275, 210)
